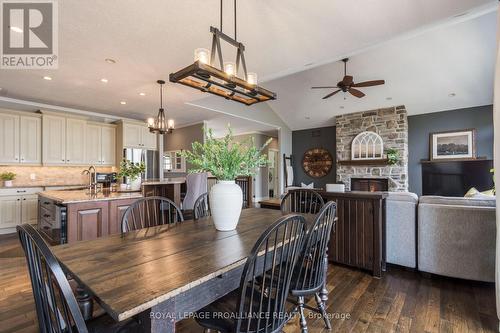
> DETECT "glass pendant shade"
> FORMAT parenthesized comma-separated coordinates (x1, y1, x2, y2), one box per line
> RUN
(194, 48, 210, 64)
(247, 72, 257, 85)
(167, 119, 175, 130)
(224, 61, 236, 76)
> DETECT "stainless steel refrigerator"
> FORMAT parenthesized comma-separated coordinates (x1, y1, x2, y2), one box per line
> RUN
(123, 148, 159, 180)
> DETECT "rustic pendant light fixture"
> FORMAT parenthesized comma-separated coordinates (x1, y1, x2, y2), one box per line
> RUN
(147, 80, 174, 134)
(169, 0, 276, 106)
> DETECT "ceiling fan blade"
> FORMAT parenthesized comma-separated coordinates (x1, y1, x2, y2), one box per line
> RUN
(349, 88, 365, 98)
(342, 75, 353, 86)
(322, 90, 341, 99)
(311, 86, 337, 89)
(351, 80, 385, 87)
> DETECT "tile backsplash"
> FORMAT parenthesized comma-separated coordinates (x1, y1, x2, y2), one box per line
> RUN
(0, 166, 115, 187)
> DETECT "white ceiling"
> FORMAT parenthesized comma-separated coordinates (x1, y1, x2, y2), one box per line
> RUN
(264, 9, 498, 130)
(205, 114, 278, 138)
(0, 0, 497, 130)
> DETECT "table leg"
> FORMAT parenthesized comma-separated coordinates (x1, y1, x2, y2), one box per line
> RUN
(139, 299, 176, 333)
(320, 251, 329, 304)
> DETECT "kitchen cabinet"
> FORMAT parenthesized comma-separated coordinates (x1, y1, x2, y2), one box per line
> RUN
(85, 123, 116, 166)
(65, 118, 86, 164)
(20, 116, 42, 164)
(0, 112, 41, 165)
(120, 121, 157, 150)
(67, 201, 109, 242)
(42, 115, 67, 164)
(164, 150, 185, 172)
(43, 114, 89, 165)
(0, 188, 43, 233)
(0, 113, 20, 163)
(141, 126, 157, 150)
(108, 198, 137, 235)
(101, 125, 116, 165)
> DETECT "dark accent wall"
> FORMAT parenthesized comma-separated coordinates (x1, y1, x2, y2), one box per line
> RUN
(408, 105, 493, 196)
(292, 126, 336, 189)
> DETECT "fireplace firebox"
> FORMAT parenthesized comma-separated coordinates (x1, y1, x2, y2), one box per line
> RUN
(351, 178, 388, 192)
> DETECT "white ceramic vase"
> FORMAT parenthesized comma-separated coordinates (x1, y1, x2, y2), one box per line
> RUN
(130, 178, 142, 191)
(210, 180, 243, 231)
(4, 180, 13, 187)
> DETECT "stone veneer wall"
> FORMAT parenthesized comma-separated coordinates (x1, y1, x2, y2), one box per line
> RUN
(336, 106, 408, 191)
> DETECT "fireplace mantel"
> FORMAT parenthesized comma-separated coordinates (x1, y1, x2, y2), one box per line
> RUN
(337, 158, 389, 166)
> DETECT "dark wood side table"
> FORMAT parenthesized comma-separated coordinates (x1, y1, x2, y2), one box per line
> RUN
(319, 191, 387, 278)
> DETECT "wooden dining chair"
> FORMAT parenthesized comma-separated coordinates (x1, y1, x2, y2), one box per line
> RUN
(121, 196, 184, 234)
(280, 189, 325, 214)
(291, 201, 337, 332)
(195, 214, 307, 333)
(17, 224, 139, 333)
(193, 192, 210, 220)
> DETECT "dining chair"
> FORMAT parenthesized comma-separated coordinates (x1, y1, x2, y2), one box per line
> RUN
(193, 192, 210, 220)
(195, 214, 307, 333)
(280, 189, 325, 214)
(291, 201, 337, 332)
(17, 224, 139, 333)
(121, 196, 184, 235)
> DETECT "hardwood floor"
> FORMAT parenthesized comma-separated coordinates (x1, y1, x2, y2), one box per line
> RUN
(0, 233, 497, 333)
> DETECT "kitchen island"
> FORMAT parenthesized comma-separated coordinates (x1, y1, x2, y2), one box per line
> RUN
(141, 177, 186, 206)
(38, 189, 143, 244)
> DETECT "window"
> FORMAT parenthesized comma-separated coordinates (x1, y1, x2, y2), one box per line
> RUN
(351, 131, 384, 160)
(164, 150, 186, 172)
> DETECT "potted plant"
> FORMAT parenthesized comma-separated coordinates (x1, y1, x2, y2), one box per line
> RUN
(183, 126, 270, 231)
(386, 148, 400, 166)
(0, 172, 16, 187)
(117, 160, 145, 191)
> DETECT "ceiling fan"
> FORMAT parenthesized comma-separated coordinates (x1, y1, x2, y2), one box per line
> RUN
(312, 58, 385, 99)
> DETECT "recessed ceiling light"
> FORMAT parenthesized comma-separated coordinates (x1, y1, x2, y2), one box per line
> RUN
(448, 93, 456, 97)
(386, 97, 392, 101)
(305, 116, 310, 120)
(339, 106, 344, 109)
(100, 78, 108, 83)
(105, 58, 116, 64)
(453, 12, 468, 18)
(10, 26, 23, 33)
(139, 92, 146, 96)
(43, 76, 52, 81)
(304, 62, 315, 67)
(120, 101, 127, 105)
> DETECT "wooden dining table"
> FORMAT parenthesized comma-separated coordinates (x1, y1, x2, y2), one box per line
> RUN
(52, 208, 328, 332)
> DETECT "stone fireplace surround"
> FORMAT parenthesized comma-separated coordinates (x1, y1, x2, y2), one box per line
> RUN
(336, 106, 408, 191)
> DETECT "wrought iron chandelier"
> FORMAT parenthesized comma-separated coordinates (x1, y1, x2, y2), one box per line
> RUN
(147, 80, 174, 134)
(169, 0, 276, 106)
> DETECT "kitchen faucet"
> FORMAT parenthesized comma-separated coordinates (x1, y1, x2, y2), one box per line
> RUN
(82, 166, 98, 193)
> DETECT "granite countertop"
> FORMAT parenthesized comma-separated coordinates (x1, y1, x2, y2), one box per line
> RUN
(39, 190, 143, 204)
(0, 183, 87, 189)
(141, 177, 186, 186)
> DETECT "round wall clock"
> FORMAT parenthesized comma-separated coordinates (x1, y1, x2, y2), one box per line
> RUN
(302, 148, 333, 178)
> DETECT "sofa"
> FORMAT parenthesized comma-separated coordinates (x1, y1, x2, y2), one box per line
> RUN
(385, 192, 418, 268)
(417, 196, 496, 282)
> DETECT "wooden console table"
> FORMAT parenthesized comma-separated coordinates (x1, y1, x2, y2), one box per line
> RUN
(319, 191, 387, 278)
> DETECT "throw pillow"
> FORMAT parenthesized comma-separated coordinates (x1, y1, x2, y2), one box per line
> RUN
(301, 182, 314, 189)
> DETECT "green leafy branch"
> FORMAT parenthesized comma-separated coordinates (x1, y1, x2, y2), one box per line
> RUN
(117, 160, 145, 181)
(182, 126, 271, 180)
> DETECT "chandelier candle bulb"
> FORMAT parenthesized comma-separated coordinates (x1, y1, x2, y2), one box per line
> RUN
(147, 117, 155, 127)
(247, 72, 258, 85)
(194, 48, 210, 64)
(167, 119, 175, 130)
(224, 62, 236, 76)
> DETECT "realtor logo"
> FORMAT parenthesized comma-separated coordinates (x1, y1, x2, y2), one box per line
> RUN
(1, 0, 58, 69)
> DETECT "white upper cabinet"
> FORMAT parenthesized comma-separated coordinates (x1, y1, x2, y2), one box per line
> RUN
(42, 115, 67, 164)
(123, 123, 143, 148)
(101, 125, 116, 165)
(0, 114, 20, 163)
(19, 116, 41, 164)
(120, 122, 157, 150)
(85, 123, 102, 165)
(0, 112, 41, 165)
(65, 118, 86, 165)
(85, 123, 116, 166)
(141, 127, 157, 150)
